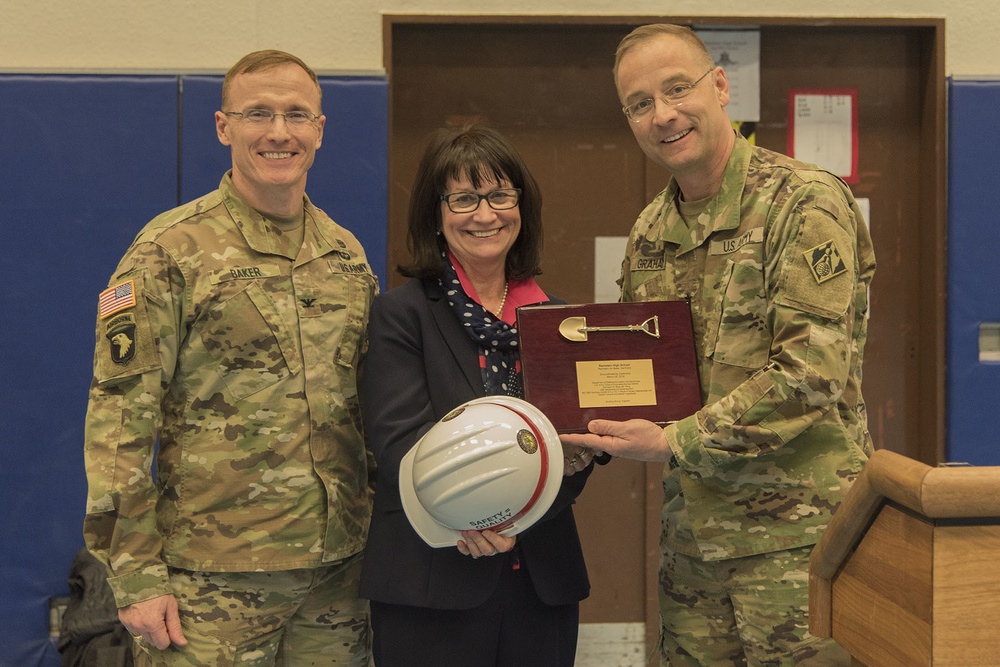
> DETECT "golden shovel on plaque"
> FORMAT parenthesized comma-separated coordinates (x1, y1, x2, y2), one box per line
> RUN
(557, 315, 660, 342)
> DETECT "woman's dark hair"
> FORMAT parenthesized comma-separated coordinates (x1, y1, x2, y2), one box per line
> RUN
(398, 123, 543, 281)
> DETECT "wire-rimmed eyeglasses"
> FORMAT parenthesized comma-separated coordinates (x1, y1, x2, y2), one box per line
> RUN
(622, 68, 716, 122)
(222, 109, 321, 125)
(440, 188, 522, 213)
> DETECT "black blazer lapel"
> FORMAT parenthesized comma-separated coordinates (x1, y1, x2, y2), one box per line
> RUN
(423, 279, 485, 397)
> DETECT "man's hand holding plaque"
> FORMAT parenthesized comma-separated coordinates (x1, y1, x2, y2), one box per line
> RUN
(559, 418, 674, 464)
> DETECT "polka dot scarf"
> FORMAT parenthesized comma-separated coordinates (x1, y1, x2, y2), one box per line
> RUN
(441, 258, 523, 398)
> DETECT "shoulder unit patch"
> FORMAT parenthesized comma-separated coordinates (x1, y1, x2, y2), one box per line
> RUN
(803, 240, 847, 284)
(106, 315, 137, 365)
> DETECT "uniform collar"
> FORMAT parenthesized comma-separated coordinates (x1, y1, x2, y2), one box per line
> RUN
(655, 132, 751, 253)
(219, 172, 335, 263)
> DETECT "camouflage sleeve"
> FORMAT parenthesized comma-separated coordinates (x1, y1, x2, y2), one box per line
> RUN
(618, 253, 634, 303)
(668, 182, 864, 478)
(83, 241, 182, 607)
(619, 215, 646, 303)
(360, 282, 379, 494)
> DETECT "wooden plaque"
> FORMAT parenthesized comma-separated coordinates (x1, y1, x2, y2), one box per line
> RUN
(517, 301, 701, 433)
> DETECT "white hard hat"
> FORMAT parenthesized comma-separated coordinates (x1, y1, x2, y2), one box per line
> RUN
(399, 395, 563, 548)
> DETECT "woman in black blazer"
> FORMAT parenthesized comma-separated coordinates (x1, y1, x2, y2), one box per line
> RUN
(359, 124, 597, 666)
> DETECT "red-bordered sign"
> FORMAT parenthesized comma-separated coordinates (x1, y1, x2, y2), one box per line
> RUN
(787, 88, 859, 184)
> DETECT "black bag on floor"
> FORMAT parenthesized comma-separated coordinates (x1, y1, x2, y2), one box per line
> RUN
(58, 548, 134, 667)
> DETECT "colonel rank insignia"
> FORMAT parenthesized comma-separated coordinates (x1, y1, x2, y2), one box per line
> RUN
(804, 240, 848, 284)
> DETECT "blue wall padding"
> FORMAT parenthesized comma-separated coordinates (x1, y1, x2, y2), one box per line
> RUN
(0, 73, 388, 667)
(0, 75, 180, 667)
(946, 79, 1000, 464)
(180, 75, 389, 288)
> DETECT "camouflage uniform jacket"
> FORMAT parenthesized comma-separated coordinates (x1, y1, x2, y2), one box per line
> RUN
(83, 173, 378, 607)
(621, 134, 876, 561)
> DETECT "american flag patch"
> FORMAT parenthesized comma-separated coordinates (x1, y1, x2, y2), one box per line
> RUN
(98, 280, 136, 318)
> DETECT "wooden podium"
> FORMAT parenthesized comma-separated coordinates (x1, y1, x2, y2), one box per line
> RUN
(809, 449, 1000, 666)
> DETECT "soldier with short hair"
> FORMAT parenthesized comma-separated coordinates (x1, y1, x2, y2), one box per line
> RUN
(562, 24, 875, 666)
(83, 49, 377, 666)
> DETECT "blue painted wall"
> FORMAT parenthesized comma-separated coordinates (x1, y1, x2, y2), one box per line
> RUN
(0, 73, 386, 667)
(946, 79, 1000, 464)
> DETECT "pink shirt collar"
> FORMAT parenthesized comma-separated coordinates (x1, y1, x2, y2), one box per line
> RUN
(448, 251, 548, 324)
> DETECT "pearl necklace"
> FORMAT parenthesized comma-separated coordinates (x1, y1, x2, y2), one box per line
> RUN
(492, 281, 509, 318)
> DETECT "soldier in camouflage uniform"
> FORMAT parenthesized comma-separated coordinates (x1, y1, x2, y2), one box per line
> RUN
(83, 50, 377, 666)
(562, 25, 875, 666)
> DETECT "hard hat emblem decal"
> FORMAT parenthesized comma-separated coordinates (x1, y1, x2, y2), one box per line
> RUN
(516, 429, 538, 454)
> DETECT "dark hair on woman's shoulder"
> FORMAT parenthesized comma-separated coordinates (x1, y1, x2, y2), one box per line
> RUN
(398, 122, 543, 281)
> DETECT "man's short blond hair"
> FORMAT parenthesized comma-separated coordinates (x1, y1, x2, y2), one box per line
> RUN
(613, 24, 715, 91)
(221, 49, 322, 111)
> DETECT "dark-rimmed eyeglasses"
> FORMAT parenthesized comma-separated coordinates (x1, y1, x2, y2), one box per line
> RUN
(222, 109, 321, 125)
(440, 188, 522, 213)
(622, 68, 715, 122)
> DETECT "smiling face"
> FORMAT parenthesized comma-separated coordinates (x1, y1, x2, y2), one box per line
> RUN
(215, 62, 325, 214)
(616, 34, 733, 194)
(440, 172, 521, 278)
